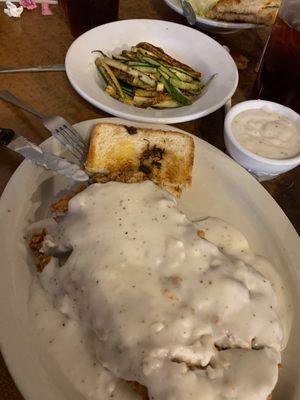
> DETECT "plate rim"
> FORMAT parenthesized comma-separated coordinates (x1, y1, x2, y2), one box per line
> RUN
(65, 19, 239, 124)
(0, 117, 299, 400)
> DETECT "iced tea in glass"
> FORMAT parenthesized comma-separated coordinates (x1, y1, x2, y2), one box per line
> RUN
(60, 0, 119, 38)
(252, 0, 300, 113)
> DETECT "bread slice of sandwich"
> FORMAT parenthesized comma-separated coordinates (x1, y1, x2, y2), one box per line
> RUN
(84, 123, 194, 197)
(206, 0, 280, 26)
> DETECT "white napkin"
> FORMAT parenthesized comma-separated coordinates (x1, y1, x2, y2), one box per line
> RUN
(4, 1, 24, 17)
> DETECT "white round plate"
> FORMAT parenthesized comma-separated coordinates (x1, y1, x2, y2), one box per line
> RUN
(164, 0, 258, 34)
(65, 19, 238, 124)
(0, 118, 299, 400)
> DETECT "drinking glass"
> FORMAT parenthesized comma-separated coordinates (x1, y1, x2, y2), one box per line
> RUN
(252, 0, 300, 113)
(60, 0, 120, 38)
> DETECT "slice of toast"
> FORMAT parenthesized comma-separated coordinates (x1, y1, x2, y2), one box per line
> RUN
(84, 123, 194, 197)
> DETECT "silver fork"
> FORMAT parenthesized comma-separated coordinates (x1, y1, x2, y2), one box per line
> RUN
(0, 90, 87, 161)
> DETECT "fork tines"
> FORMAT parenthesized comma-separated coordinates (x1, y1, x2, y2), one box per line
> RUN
(43, 116, 88, 161)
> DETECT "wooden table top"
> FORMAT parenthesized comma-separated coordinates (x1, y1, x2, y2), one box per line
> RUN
(0, 1, 299, 399)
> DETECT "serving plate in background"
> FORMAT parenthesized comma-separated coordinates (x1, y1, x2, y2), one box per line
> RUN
(65, 19, 238, 124)
(0, 117, 299, 400)
(164, 0, 258, 34)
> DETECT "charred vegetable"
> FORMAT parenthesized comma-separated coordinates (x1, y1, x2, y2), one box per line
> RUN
(94, 43, 215, 109)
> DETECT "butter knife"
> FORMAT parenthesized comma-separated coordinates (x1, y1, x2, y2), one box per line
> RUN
(0, 128, 89, 182)
(0, 64, 66, 73)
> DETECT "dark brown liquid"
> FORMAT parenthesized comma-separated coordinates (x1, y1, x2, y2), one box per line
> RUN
(60, 0, 119, 38)
(252, 16, 300, 114)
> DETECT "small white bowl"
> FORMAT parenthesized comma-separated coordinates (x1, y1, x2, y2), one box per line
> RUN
(224, 100, 300, 180)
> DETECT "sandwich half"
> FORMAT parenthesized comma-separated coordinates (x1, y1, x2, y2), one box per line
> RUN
(206, 0, 280, 26)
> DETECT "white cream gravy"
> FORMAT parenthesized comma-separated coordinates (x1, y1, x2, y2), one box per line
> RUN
(231, 108, 300, 159)
(28, 181, 291, 400)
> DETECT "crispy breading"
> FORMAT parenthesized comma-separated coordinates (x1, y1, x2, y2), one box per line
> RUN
(197, 229, 206, 239)
(29, 229, 47, 251)
(50, 185, 88, 213)
(29, 229, 51, 272)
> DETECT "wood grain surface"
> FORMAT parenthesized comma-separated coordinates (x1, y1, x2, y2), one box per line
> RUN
(0, 1, 299, 399)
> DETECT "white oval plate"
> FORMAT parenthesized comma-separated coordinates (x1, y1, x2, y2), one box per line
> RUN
(164, 0, 258, 34)
(0, 118, 299, 400)
(65, 20, 238, 124)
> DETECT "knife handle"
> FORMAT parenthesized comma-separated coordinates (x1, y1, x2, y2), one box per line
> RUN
(0, 128, 16, 146)
(0, 127, 41, 153)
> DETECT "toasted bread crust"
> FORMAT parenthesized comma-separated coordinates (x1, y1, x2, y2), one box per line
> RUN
(85, 123, 194, 197)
